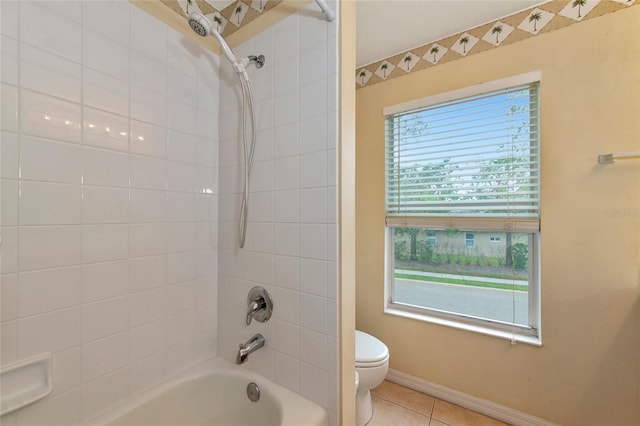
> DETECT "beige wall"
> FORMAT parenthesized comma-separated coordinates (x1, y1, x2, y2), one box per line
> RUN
(339, 1, 357, 425)
(356, 8, 640, 426)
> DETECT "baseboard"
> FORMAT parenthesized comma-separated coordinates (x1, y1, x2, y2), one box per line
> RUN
(385, 369, 558, 426)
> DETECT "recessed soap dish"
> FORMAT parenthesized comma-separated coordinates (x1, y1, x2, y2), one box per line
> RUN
(0, 353, 52, 416)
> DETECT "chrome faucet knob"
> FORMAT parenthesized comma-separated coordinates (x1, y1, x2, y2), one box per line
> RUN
(245, 287, 273, 326)
(245, 300, 263, 325)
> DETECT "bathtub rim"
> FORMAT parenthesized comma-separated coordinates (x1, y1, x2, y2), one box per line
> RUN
(87, 356, 327, 426)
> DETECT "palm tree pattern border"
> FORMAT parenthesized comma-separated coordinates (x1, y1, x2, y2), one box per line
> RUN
(168, 0, 283, 38)
(356, 0, 639, 89)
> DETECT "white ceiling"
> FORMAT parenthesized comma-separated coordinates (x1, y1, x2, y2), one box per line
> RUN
(356, 0, 546, 67)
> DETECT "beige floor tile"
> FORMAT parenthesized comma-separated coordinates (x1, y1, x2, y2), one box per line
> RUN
(428, 419, 450, 426)
(368, 396, 430, 426)
(431, 399, 509, 426)
(371, 380, 436, 417)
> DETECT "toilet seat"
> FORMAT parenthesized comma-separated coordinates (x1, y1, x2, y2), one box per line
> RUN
(356, 357, 388, 368)
(355, 330, 389, 368)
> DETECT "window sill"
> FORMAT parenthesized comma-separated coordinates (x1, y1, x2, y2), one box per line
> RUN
(384, 304, 542, 346)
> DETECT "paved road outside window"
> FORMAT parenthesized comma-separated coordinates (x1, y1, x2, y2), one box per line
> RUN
(394, 278, 529, 325)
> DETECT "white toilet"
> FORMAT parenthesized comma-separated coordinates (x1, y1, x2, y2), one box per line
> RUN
(355, 330, 389, 426)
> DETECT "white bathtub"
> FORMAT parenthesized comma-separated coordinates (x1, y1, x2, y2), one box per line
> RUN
(91, 357, 327, 426)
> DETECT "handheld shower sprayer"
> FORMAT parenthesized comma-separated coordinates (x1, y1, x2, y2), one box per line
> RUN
(188, 12, 235, 61)
(187, 11, 263, 249)
(188, 12, 264, 82)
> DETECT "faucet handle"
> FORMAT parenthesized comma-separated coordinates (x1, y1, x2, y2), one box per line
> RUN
(246, 287, 273, 326)
(245, 300, 262, 325)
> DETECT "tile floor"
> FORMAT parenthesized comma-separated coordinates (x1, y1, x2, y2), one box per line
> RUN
(369, 380, 510, 426)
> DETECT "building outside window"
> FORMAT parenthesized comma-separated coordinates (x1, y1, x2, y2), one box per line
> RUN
(384, 72, 541, 344)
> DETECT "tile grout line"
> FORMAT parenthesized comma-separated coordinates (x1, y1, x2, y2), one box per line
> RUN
(373, 382, 507, 426)
(371, 392, 433, 420)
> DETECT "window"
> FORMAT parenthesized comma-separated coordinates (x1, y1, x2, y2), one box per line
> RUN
(427, 231, 436, 245)
(464, 232, 475, 248)
(384, 72, 541, 344)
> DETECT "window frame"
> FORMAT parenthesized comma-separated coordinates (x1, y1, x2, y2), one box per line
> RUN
(382, 72, 542, 345)
(385, 228, 541, 345)
(426, 231, 436, 245)
(464, 232, 475, 248)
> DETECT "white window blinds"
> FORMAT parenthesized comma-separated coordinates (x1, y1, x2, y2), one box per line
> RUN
(384, 76, 540, 232)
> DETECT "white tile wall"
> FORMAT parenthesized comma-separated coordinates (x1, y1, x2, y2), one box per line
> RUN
(19, 1, 81, 63)
(20, 135, 82, 183)
(20, 89, 82, 143)
(0, 1, 219, 424)
(20, 43, 82, 103)
(17, 266, 82, 317)
(216, 3, 340, 423)
(1, 0, 339, 423)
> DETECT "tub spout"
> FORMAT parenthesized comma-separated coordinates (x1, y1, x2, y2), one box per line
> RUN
(236, 333, 265, 364)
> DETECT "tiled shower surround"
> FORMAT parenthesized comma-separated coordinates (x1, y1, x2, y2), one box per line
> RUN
(216, 4, 340, 424)
(0, 0, 339, 424)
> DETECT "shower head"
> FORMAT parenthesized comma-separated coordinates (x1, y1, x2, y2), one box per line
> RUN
(188, 12, 238, 66)
(187, 12, 210, 37)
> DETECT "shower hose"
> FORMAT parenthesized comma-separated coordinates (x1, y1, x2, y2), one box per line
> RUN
(238, 75, 256, 249)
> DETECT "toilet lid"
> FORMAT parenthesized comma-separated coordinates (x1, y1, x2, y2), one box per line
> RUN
(355, 330, 389, 367)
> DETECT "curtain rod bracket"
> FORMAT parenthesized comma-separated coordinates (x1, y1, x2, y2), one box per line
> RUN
(598, 151, 640, 164)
